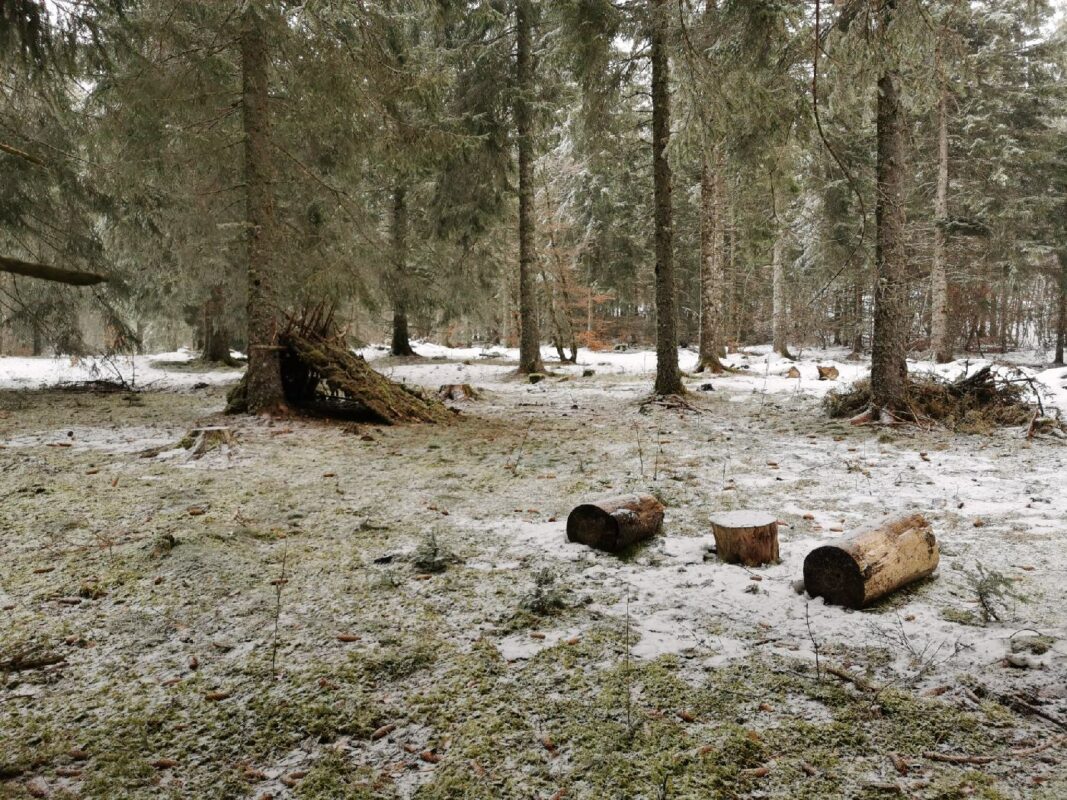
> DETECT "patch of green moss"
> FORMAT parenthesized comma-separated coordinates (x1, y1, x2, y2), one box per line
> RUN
(295, 751, 389, 799)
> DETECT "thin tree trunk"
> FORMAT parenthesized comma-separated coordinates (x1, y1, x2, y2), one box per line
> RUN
(390, 184, 416, 357)
(930, 82, 951, 363)
(240, 5, 286, 414)
(1055, 251, 1066, 366)
(869, 1, 909, 416)
(850, 277, 864, 356)
(651, 0, 683, 395)
(202, 284, 234, 364)
(697, 146, 725, 373)
(771, 179, 793, 359)
(515, 0, 544, 374)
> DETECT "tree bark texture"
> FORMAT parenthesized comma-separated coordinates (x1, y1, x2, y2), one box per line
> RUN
(390, 183, 416, 357)
(201, 284, 233, 364)
(709, 511, 779, 567)
(515, 0, 544, 375)
(870, 1, 909, 415)
(803, 513, 939, 609)
(240, 5, 286, 414)
(0, 254, 107, 286)
(651, 0, 683, 395)
(567, 494, 665, 553)
(771, 181, 792, 358)
(930, 83, 951, 364)
(697, 147, 726, 373)
(1055, 251, 1066, 366)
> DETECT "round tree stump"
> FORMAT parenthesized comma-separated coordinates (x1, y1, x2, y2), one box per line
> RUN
(803, 514, 939, 609)
(566, 494, 664, 553)
(709, 511, 779, 566)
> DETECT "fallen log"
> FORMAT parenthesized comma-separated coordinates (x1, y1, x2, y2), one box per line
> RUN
(1, 254, 108, 286)
(566, 494, 664, 553)
(803, 514, 938, 608)
(709, 511, 779, 566)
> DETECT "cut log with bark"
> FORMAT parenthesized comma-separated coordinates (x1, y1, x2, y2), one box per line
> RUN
(567, 494, 664, 553)
(0, 254, 108, 286)
(803, 514, 939, 609)
(709, 511, 780, 567)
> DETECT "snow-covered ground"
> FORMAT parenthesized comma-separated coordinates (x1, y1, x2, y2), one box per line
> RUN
(0, 348, 242, 391)
(360, 340, 1067, 416)
(2, 343, 1065, 798)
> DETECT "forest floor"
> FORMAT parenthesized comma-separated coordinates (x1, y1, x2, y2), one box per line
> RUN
(1, 344, 1066, 800)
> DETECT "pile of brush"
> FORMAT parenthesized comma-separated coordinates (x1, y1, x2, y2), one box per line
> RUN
(824, 365, 1055, 433)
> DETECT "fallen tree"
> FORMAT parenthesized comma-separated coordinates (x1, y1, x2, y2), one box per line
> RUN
(226, 306, 449, 424)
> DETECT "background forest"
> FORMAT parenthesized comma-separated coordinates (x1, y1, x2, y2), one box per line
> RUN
(1, 0, 1065, 390)
(4, 4, 1067, 800)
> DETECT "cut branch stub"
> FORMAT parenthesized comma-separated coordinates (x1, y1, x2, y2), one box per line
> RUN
(803, 513, 939, 609)
(709, 510, 780, 567)
(566, 494, 664, 553)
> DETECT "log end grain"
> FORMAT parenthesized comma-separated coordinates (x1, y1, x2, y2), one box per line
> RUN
(709, 510, 780, 567)
(566, 494, 664, 553)
(802, 545, 866, 609)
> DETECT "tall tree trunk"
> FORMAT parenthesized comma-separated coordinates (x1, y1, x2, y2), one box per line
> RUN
(930, 82, 951, 363)
(850, 277, 864, 357)
(202, 284, 233, 364)
(771, 179, 793, 359)
(869, 2, 908, 416)
(515, 0, 544, 374)
(697, 146, 726, 373)
(1055, 251, 1066, 366)
(390, 184, 416, 357)
(240, 5, 286, 414)
(650, 0, 683, 395)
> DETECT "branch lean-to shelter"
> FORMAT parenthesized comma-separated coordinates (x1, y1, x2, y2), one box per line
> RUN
(226, 306, 450, 425)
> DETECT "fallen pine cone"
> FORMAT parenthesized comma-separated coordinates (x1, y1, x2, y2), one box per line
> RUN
(204, 690, 231, 702)
(419, 750, 441, 764)
(371, 724, 396, 741)
(740, 765, 770, 778)
(889, 752, 911, 775)
(280, 771, 307, 787)
(336, 633, 361, 643)
(151, 758, 178, 770)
